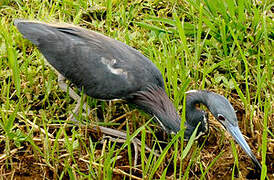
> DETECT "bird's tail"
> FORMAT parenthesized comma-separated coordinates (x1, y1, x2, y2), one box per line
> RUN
(14, 19, 56, 46)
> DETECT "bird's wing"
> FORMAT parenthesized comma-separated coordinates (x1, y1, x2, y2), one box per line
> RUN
(15, 20, 165, 99)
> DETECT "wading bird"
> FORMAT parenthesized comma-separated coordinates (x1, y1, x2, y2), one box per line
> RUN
(14, 19, 261, 170)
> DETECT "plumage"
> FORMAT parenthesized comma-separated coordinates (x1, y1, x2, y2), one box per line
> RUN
(15, 20, 164, 100)
(14, 19, 180, 134)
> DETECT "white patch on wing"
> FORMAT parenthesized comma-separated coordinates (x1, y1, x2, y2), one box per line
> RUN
(101, 57, 128, 77)
(186, 90, 198, 94)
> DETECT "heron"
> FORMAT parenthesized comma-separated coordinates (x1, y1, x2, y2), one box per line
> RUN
(14, 19, 261, 170)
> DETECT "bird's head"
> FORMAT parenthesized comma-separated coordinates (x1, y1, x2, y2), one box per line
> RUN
(131, 87, 261, 170)
(186, 90, 262, 170)
(205, 91, 238, 127)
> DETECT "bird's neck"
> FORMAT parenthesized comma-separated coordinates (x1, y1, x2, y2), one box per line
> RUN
(186, 90, 209, 107)
(185, 90, 209, 125)
(130, 85, 181, 133)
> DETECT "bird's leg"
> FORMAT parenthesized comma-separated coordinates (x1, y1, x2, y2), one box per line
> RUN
(67, 95, 86, 122)
(93, 126, 160, 167)
(58, 74, 90, 122)
(57, 74, 159, 166)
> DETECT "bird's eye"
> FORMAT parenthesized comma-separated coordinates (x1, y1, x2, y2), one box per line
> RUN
(218, 114, 225, 121)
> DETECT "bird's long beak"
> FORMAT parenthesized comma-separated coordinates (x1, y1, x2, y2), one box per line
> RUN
(224, 121, 262, 170)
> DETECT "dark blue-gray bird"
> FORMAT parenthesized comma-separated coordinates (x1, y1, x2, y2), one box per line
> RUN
(14, 19, 261, 170)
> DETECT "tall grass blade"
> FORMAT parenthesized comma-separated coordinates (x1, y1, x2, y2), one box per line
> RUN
(230, 75, 247, 107)
(182, 123, 200, 159)
(2, 31, 21, 97)
(261, 98, 270, 179)
(200, 151, 224, 179)
(149, 123, 199, 179)
(173, 12, 190, 60)
(106, 0, 112, 33)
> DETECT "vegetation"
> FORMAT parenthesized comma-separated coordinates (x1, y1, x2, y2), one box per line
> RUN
(0, 0, 273, 179)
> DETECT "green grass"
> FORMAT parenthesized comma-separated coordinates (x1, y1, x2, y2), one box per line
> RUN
(0, 0, 273, 179)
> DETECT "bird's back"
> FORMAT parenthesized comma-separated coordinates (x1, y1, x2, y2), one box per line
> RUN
(15, 19, 165, 100)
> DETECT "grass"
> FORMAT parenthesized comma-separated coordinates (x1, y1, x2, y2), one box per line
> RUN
(0, 0, 273, 179)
